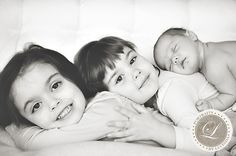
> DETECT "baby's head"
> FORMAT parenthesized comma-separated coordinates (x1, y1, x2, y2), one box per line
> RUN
(74, 36, 160, 104)
(0, 44, 86, 129)
(153, 28, 202, 75)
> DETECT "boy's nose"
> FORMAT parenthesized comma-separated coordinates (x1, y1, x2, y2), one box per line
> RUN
(172, 56, 180, 64)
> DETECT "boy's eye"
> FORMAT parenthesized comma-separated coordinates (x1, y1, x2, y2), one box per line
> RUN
(51, 81, 62, 91)
(32, 102, 41, 113)
(130, 56, 137, 65)
(115, 75, 124, 84)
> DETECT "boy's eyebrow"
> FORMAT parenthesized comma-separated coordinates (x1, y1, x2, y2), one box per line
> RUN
(24, 100, 33, 112)
(23, 72, 59, 112)
(125, 49, 133, 60)
(107, 71, 117, 85)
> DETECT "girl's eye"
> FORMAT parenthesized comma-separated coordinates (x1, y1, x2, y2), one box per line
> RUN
(130, 56, 137, 65)
(115, 75, 123, 84)
(32, 102, 41, 113)
(51, 81, 62, 91)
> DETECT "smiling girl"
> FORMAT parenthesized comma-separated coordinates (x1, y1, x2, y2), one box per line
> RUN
(0, 44, 142, 150)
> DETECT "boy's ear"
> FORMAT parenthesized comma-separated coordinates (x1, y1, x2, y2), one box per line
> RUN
(185, 30, 198, 41)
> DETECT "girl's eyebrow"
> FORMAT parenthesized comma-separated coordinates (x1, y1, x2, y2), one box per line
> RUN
(23, 72, 59, 112)
(46, 73, 59, 84)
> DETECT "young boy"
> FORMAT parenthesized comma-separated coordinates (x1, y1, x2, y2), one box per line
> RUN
(74, 36, 219, 154)
(153, 28, 236, 111)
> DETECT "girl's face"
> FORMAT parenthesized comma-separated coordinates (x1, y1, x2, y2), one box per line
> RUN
(103, 47, 160, 104)
(11, 63, 86, 129)
(154, 34, 200, 75)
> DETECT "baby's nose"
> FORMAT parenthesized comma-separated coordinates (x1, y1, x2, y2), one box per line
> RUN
(133, 69, 141, 79)
(172, 56, 180, 64)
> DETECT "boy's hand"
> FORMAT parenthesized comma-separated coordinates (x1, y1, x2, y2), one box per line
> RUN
(106, 103, 164, 142)
(145, 107, 173, 125)
(152, 111, 173, 125)
(195, 99, 212, 111)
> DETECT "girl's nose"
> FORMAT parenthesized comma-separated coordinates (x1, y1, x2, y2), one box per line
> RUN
(172, 56, 180, 64)
(50, 100, 60, 110)
(44, 95, 60, 110)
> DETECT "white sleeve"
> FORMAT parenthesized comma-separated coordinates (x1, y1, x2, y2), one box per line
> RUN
(6, 93, 130, 150)
(196, 73, 218, 100)
(159, 79, 199, 129)
(5, 124, 44, 150)
(174, 126, 214, 155)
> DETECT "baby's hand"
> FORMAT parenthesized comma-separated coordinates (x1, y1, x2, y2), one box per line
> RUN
(231, 144, 236, 156)
(215, 149, 231, 156)
(196, 99, 212, 111)
(231, 102, 236, 111)
(106, 103, 163, 142)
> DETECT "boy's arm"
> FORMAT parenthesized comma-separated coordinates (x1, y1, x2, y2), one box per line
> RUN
(106, 103, 176, 148)
(6, 93, 129, 150)
(204, 63, 236, 111)
(159, 79, 199, 128)
(161, 79, 214, 154)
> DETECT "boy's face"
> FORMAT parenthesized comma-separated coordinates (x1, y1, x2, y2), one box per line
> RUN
(103, 47, 160, 104)
(154, 34, 200, 74)
(11, 63, 86, 129)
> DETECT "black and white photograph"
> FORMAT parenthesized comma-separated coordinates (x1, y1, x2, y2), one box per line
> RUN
(1, 0, 236, 156)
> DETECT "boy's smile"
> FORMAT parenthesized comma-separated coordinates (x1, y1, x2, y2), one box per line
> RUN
(103, 47, 159, 104)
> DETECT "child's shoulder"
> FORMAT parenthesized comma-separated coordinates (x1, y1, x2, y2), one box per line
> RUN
(86, 91, 134, 110)
(160, 71, 206, 86)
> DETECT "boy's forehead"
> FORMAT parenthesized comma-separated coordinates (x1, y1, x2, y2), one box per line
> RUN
(122, 46, 135, 56)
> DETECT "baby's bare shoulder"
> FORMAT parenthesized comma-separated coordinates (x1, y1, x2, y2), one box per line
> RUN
(204, 58, 227, 82)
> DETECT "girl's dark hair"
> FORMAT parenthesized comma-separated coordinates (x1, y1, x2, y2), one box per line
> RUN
(0, 44, 82, 127)
(74, 36, 136, 99)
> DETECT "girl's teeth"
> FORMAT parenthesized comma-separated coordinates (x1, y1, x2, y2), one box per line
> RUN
(57, 105, 72, 120)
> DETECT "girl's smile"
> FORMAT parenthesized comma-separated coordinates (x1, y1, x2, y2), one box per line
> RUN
(11, 63, 86, 129)
(56, 103, 73, 120)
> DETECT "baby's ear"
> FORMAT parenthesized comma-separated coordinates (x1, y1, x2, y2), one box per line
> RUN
(185, 30, 198, 41)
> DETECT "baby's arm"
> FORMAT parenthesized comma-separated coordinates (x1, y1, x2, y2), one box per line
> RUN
(106, 103, 176, 148)
(197, 63, 236, 111)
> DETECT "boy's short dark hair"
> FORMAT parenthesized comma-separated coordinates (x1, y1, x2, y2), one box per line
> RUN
(0, 44, 81, 127)
(74, 36, 136, 99)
